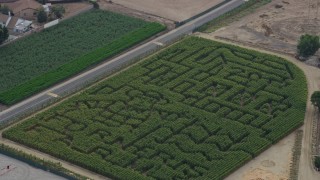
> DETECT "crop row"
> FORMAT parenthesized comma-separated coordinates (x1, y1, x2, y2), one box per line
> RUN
(0, 10, 165, 105)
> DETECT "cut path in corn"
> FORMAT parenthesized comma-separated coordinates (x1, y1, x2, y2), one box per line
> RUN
(197, 32, 320, 180)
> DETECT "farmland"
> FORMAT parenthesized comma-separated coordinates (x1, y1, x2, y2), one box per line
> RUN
(3, 37, 307, 179)
(0, 10, 165, 105)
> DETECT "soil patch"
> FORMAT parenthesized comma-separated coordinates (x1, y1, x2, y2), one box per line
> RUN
(105, 0, 225, 22)
(99, 0, 175, 30)
(210, 0, 320, 55)
(0, 104, 7, 112)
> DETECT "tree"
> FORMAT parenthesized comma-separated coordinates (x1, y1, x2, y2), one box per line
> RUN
(0, 4, 11, 15)
(51, 5, 65, 19)
(297, 34, 320, 57)
(311, 91, 320, 110)
(315, 156, 320, 169)
(89, 0, 100, 9)
(0, 26, 9, 44)
(37, 9, 47, 23)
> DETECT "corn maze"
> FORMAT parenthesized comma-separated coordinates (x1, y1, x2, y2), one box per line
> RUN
(3, 37, 307, 179)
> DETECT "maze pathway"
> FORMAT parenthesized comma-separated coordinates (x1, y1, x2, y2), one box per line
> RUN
(4, 37, 307, 179)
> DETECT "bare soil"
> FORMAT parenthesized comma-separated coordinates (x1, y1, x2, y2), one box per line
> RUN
(225, 131, 295, 180)
(59, 2, 93, 18)
(99, 0, 175, 30)
(0, 104, 7, 113)
(103, 0, 225, 22)
(210, 0, 320, 55)
(0, 137, 107, 180)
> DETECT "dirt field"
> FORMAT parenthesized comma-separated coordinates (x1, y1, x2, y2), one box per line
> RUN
(99, 0, 175, 30)
(225, 131, 296, 180)
(210, 0, 320, 55)
(57, 2, 92, 18)
(106, 0, 225, 22)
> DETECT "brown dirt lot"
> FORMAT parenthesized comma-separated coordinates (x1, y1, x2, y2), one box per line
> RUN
(57, 2, 93, 18)
(225, 131, 295, 180)
(106, 0, 225, 22)
(99, 0, 175, 30)
(0, 104, 7, 112)
(210, 0, 320, 55)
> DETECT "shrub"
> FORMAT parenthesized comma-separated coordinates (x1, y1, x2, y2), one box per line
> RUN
(297, 34, 320, 57)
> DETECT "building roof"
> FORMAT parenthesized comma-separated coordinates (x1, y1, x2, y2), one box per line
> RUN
(14, 18, 32, 30)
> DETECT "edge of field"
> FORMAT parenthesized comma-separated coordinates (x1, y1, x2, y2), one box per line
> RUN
(0, 14, 166, 106)
(0, 143, 89, 180)
(197, 0, 271, 33)
(197, 33, 313, 179)
(176, 0, 233, 25)
(1, 36, 308, 180)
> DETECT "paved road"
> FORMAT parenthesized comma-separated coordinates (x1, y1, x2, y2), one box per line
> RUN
(0, 0, 245, 124)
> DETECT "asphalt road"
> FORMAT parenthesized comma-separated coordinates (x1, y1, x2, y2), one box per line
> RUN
(0, 0, 245, 123)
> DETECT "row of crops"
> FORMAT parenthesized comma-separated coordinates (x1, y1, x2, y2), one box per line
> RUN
(3, 37, 307, 179)
(0, 10, 165, 105)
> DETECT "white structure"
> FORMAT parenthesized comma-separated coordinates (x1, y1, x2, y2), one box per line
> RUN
(43, 3, 52, 13)
(13, 18, 32, 33)
(0, 13, 32, 33)
(44, 19, 59, 29)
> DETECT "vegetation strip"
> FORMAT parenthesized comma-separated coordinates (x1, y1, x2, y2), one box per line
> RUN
(0, 144, 88, 180)
(198, 0, 271, 32)
(3, 37, 307, 179)
(289, 130, 303, 180)
(0, 10, 165, 105)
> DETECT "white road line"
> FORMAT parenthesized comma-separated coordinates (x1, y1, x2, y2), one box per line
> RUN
(47, 92, 59, 98)
(153, 42, 164, 46)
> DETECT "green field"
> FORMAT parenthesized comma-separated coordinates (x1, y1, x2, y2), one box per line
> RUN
(4, 37, 307, 179)
(0, 10, 165, 105)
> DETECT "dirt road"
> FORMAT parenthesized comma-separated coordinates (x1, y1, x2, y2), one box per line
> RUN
(197, 33, 320, 180)
(110, 0, 225, 21)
